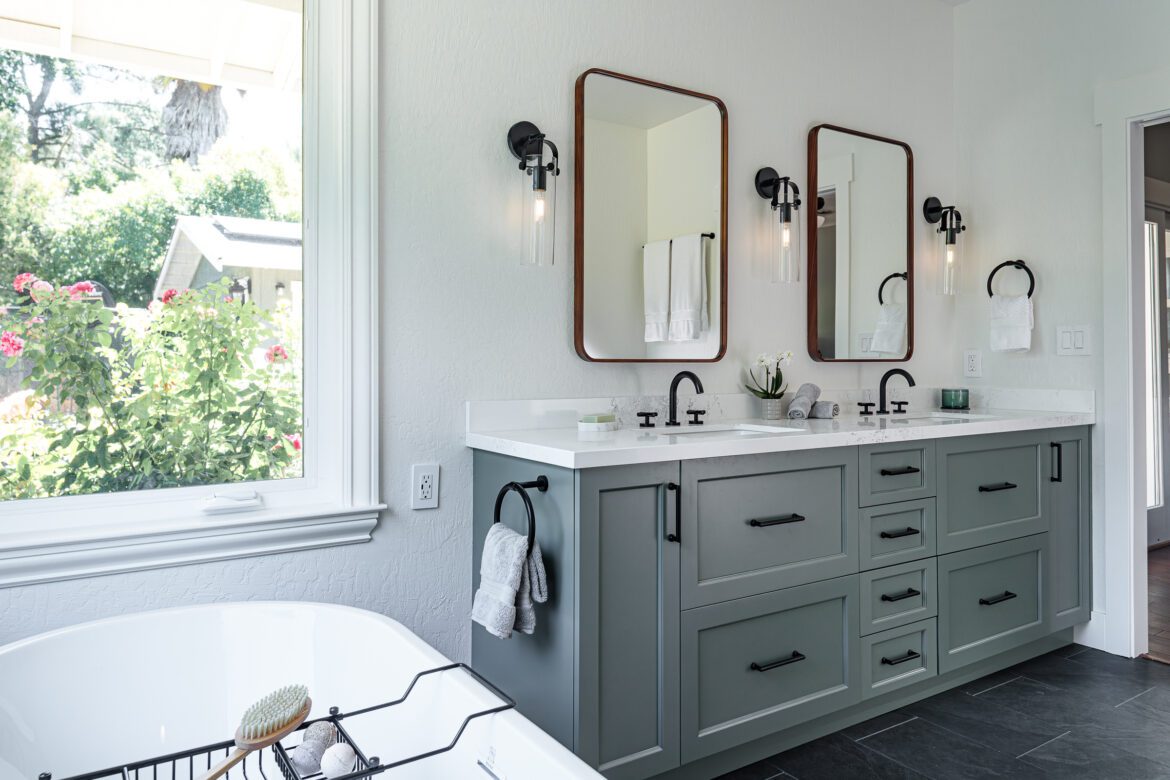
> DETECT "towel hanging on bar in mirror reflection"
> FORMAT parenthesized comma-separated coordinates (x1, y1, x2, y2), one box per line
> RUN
(643, 233, 713, 343)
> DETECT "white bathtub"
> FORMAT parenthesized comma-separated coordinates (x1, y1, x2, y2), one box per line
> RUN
(0, 601, 600, 779)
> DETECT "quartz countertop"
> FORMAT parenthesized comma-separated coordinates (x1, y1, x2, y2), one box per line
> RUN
(465, 409, 1095, 469)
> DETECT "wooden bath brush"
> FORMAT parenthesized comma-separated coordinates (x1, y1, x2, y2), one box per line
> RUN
(198, 684, 311, 780)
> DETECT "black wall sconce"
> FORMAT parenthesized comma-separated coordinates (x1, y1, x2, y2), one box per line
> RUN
(507, 121, 560, 267)
(755, 167, 801, 283)
(923, 196, 967, 295)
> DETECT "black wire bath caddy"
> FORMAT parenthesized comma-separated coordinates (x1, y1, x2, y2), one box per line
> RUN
(41, 663, 516, 780)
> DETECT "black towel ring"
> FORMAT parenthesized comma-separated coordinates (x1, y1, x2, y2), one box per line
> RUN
(878, 272, 908, 305)
(986, 259, 1035, 298)
(492, 476, 548, 555)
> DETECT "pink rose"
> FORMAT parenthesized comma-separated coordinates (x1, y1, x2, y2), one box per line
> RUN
(161, 288, 179, 304)
(285, 433, 302, 451)
(265, 344, 289, 363)
(0, 330, 24, 358)
(12, 273, 36, 293)
(65, 281, 96, 300)
(29, 280, 53, 302)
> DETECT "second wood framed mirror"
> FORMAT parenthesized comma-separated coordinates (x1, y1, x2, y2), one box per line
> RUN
(807, 124, 913, 362)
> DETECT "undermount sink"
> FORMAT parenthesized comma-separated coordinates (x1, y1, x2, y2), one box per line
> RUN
(661, 423, 800, 437)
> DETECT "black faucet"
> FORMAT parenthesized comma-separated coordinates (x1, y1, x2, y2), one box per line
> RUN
(666, 371, 704, 426)
(877, 368, 915, 415)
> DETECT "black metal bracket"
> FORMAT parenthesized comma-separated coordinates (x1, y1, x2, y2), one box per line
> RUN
(493, 476, 548, 555)
(987, 259, 1035, 298)
(755, 167, 801, 214)
(507, 120, 560, 188)
(878, 272, 908, 305)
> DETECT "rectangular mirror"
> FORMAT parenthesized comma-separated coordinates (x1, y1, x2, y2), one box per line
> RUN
(807, 124, 913, 361)
(574, 69, 727, 362)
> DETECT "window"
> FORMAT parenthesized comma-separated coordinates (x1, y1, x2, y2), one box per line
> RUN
(0, 1, 381, 587)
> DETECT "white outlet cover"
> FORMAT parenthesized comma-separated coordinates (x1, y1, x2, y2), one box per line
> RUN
(964, 349, 983, 378)
(411, 463, 439, 510)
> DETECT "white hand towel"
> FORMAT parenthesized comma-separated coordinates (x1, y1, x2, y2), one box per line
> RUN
(668, 234, 707, 341)
(990, 294, 1033, 352)
(472, 524, 528, 639)
(643, 240, 670, 342)
(870, 303, 907, 355)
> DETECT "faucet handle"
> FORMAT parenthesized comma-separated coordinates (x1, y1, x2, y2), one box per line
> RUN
(857, 402, 876, 416)
(686, 409, 706, 425)
(892, 401, 909, 414)
(637, 411, 658, 428)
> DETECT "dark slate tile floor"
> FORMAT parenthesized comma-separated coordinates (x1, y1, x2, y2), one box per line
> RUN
(717, 645, 1170, 779)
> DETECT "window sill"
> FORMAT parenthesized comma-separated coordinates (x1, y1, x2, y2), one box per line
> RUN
(0, 504, 384, 588)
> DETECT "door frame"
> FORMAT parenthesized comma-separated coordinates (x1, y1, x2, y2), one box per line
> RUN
(1144, 204, 1170, 544)
(1094, 66, 1170, 657)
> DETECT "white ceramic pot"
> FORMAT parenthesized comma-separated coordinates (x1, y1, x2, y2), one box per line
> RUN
(761, 397, 784, 420)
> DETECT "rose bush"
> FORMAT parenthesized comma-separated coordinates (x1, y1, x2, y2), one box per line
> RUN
(0, 275, 301, 500)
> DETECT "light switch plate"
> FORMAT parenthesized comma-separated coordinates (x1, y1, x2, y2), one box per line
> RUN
(1056, 325, 1093, 356)
(964, 350, 983, 378)
(858, 333, 874, 355)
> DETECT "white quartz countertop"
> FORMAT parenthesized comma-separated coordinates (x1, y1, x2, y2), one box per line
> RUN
(465, 409, 1096, 469)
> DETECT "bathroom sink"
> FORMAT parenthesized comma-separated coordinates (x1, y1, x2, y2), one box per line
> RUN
(662, 423, 800, 437)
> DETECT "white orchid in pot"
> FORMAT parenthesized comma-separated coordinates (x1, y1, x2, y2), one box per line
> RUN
(745, 351, 794, 420)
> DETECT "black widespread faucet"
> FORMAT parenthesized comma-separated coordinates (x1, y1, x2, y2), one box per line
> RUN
(877, 368, 915, 415)
(666, 371, 704, 426)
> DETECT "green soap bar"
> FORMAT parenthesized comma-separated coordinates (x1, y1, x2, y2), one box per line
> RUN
(580, 412, 616, 423)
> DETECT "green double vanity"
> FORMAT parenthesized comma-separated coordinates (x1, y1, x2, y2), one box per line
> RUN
(469, 412, 1092, 780)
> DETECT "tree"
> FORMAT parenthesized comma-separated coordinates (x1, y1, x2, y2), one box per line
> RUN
(162, 80, 228, 165)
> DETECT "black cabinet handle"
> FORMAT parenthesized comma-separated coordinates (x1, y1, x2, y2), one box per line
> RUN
(881, 649, 921, 666)
(750, 650, 805, 672)
(1051, 442, 1063, 483)
(881, 587, 921, 603)
(880, 465, 921, 477)
(666, 482, 680, 543)
(979, 590, 1018, 606)
(748, 513, 806, 528)
(879, 527, 921, 540)
(978, 482, 1018, 493)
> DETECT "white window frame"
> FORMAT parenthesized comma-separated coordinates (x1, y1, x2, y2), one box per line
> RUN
(0, 0, 382, 588)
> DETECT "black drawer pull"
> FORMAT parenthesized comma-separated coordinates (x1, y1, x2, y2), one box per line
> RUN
(978, 482, 1018, 493)
(881, 587, 921, 603)
(1051, 442, 1063, 483)
(748, 513, 806, 528)
(979, 590, 1018, 606)
(880, 466, 921, 477)
(879, 527, 921, 540)
(881, 649, 921, 666)
(750, 650, 805, 672)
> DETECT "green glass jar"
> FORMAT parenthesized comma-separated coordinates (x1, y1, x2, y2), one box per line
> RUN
(940, 388, 970, 410)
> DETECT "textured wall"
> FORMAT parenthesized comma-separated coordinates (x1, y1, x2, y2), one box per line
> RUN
(0, 0, 957, 660)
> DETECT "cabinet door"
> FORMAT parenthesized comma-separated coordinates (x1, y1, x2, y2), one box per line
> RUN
(577, 462, 680, 778)
(680, 448, 858, 607)
(1047, 427, 1091, 630)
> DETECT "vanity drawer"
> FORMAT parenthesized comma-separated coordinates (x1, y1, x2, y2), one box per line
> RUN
(861, 619, 938, 700)
(680, 449, 858, 607)
(859, 441, 936, 506)
(936, 431, 1047, 553)
(860, 559, 937, 635)
(860, 498, 936, 570)
(938, 534, 1046, 673)
(680, 576, 859, 761)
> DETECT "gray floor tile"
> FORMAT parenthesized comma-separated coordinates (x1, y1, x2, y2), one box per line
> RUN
(772, 733, 928, 779)
(1018, 730, 1170, 779)
(1009, 652, 1161, 707)
(855, 716, 1042, 778)
(714, 757, 786, 780)
(839, 710, 920, 741)
(902, 685, 1068, 757)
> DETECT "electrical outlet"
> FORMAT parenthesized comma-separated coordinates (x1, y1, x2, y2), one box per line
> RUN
(411, 464, 439, 509)
(964, 349, 983, 378)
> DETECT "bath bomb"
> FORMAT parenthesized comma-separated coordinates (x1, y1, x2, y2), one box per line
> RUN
(289, 721, 337, 774)
(320, 742, 358, 778)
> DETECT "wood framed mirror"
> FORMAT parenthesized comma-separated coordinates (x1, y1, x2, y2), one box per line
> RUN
(574, 68, 728, 362)
(807, 124, 913, 362)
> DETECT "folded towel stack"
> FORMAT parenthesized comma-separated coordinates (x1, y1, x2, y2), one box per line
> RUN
(990, 294, 1033, 352)
(472, 523, 549, 639)
(787, 383, 820, 419)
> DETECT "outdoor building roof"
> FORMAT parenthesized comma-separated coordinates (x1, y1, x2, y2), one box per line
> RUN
(154, 214, 302, 298)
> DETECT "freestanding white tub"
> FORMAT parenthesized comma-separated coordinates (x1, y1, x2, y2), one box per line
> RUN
(0, 601, 600, 779)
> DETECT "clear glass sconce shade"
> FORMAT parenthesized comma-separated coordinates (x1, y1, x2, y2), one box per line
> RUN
(770, 206, 800, 283)
(521, 175, 556, 267)
(938, 229, 962, 295)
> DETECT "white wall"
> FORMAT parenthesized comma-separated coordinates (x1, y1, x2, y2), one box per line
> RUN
(0, 0, 958, 659)
(953, 0, 1170, 646)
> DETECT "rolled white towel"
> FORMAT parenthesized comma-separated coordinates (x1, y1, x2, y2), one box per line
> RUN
(810, 400, 839, 419)
(787, 383, 821, 419)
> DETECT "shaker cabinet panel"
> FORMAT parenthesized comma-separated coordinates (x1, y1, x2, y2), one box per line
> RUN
(860, 498, 936, 570)
(578, 462, 682, 779)
(1047, 427, 1091, 630)
(859, 440, 936, 507)
(680, 448, 858, 607)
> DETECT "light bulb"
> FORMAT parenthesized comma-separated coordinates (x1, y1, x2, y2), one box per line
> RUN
(781, 224, 791, 248)
(533, 190, 546, 223)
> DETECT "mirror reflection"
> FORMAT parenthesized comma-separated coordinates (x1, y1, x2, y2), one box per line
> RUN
(809, 125, 912, 361)
(575, 70, 726, 362)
